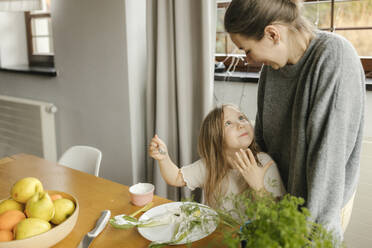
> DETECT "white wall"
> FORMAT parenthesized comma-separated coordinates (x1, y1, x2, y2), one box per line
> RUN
(345, 139, 372, 248)
(214, 81, 258, 122)
(364, 92, 372, 138)
(0, 0, 146, 186)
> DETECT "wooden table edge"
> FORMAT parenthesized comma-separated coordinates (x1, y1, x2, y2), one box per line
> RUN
(0, 156, 15, 164)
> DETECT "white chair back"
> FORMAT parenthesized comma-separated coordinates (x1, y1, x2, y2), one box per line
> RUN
(58, 145, 102, 177)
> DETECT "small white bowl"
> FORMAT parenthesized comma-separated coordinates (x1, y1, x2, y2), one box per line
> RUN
(129, 183, 154, 206)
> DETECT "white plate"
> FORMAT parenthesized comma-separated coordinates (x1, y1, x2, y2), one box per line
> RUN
(137, 202, 218, 245)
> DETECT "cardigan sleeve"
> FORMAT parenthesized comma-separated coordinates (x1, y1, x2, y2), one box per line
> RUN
(304, 37, 365, 240)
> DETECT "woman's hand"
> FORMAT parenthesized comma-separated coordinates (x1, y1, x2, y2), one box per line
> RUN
(148, 134, 168, 161)
(230, 149, 271, 191)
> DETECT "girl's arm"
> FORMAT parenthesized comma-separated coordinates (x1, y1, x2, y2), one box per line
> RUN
(157, 156, 186, 187)
(149, 135, 186, 187)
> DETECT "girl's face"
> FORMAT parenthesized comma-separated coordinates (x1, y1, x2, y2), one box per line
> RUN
(223, 106, 254, 154)
(229, 30, 288, 70)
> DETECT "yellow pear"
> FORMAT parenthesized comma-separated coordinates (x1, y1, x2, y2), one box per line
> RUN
(25, 192, 55, 221)
(0, 199, 24, 215)
(11, 177, 43, 203)
(14, 218, 51, 240)
(51, 198, 75, 224)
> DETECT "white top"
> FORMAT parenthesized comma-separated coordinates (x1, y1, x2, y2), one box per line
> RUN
(180, 152, 286, 209)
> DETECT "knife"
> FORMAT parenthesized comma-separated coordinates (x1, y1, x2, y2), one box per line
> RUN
(78, 210, 111, 248)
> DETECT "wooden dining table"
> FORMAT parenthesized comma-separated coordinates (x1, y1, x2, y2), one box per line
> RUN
(0, 154, 225, 248)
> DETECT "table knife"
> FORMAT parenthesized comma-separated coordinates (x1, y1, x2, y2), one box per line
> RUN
(77, 210, 111, 248)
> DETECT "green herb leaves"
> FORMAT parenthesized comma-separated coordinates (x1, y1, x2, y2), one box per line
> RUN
(218, 189, 341, 248)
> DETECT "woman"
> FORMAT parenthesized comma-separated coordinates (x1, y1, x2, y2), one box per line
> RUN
(224, 0, 365, 241)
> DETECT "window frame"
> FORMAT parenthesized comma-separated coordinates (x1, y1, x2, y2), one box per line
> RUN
(216, 0, 372, 78)
(24, 11, 54, 67)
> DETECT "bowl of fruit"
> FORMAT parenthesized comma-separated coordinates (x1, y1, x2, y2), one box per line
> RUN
(0, 177, 79, 248)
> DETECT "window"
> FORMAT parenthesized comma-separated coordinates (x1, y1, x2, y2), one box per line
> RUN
(216, 0, 372, 78)
(25, 0, 54, 67)
(216, 1, 261, 73)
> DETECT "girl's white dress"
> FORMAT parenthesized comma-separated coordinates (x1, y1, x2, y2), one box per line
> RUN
(180, 152, 286, 209)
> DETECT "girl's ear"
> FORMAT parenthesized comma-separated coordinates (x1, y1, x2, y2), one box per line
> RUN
(264, 25, 280, 44)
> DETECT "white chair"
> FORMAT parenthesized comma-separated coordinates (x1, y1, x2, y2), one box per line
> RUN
(58, 146, 102, 177)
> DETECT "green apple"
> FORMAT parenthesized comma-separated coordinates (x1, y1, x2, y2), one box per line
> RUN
(11, 177, 43, 203)
(14, 218, 51, 240)
(51, 198, 75, 224)
(25, 192, 55, 221)
(0, 199, 24, 215)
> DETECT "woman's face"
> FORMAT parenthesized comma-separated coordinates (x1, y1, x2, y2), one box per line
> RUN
(230, 31, 288, 70)
(223, 106, 254, 153)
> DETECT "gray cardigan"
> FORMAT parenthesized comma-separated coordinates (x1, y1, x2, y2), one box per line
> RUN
(255, 31, 365, 240)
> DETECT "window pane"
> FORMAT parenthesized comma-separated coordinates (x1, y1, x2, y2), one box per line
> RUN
(32, 37, 52, 54)
(303, 2, 331, 29)
(227, 35, 245, 55)
(45, 0, 51, 12)
(31, 0, 51, 14)
(216, 33, 227, 54)
(336, 29, 372, 56)
(334, 0, 372, 28)
(31, 18, 50, 36)
(217, 8, 226, 32)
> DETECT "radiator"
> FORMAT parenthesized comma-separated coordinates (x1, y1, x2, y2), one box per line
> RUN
(0, 95, 57, 161)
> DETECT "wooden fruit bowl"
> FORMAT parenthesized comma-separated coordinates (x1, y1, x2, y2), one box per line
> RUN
(0, 190, 79, 248)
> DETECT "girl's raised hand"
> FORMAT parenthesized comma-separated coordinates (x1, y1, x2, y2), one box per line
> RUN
(231, 148, 271, 191)
(148, 134, 168, 161)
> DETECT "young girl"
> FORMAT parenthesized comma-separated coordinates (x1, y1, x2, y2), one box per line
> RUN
(149, 104, 286, 209)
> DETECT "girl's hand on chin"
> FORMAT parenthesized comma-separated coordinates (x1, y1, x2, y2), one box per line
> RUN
(231, 148, 271, 191)
(148, 134, 168, 161)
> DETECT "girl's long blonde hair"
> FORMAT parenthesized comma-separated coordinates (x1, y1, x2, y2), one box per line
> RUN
(197, 104, 261, 207)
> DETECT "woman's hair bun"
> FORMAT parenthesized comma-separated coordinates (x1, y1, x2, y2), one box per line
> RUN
(224, 0, 313, 39)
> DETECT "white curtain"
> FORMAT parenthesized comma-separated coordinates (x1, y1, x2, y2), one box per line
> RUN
(146, 0, 216, 201)
(0, 0, 41, 11)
